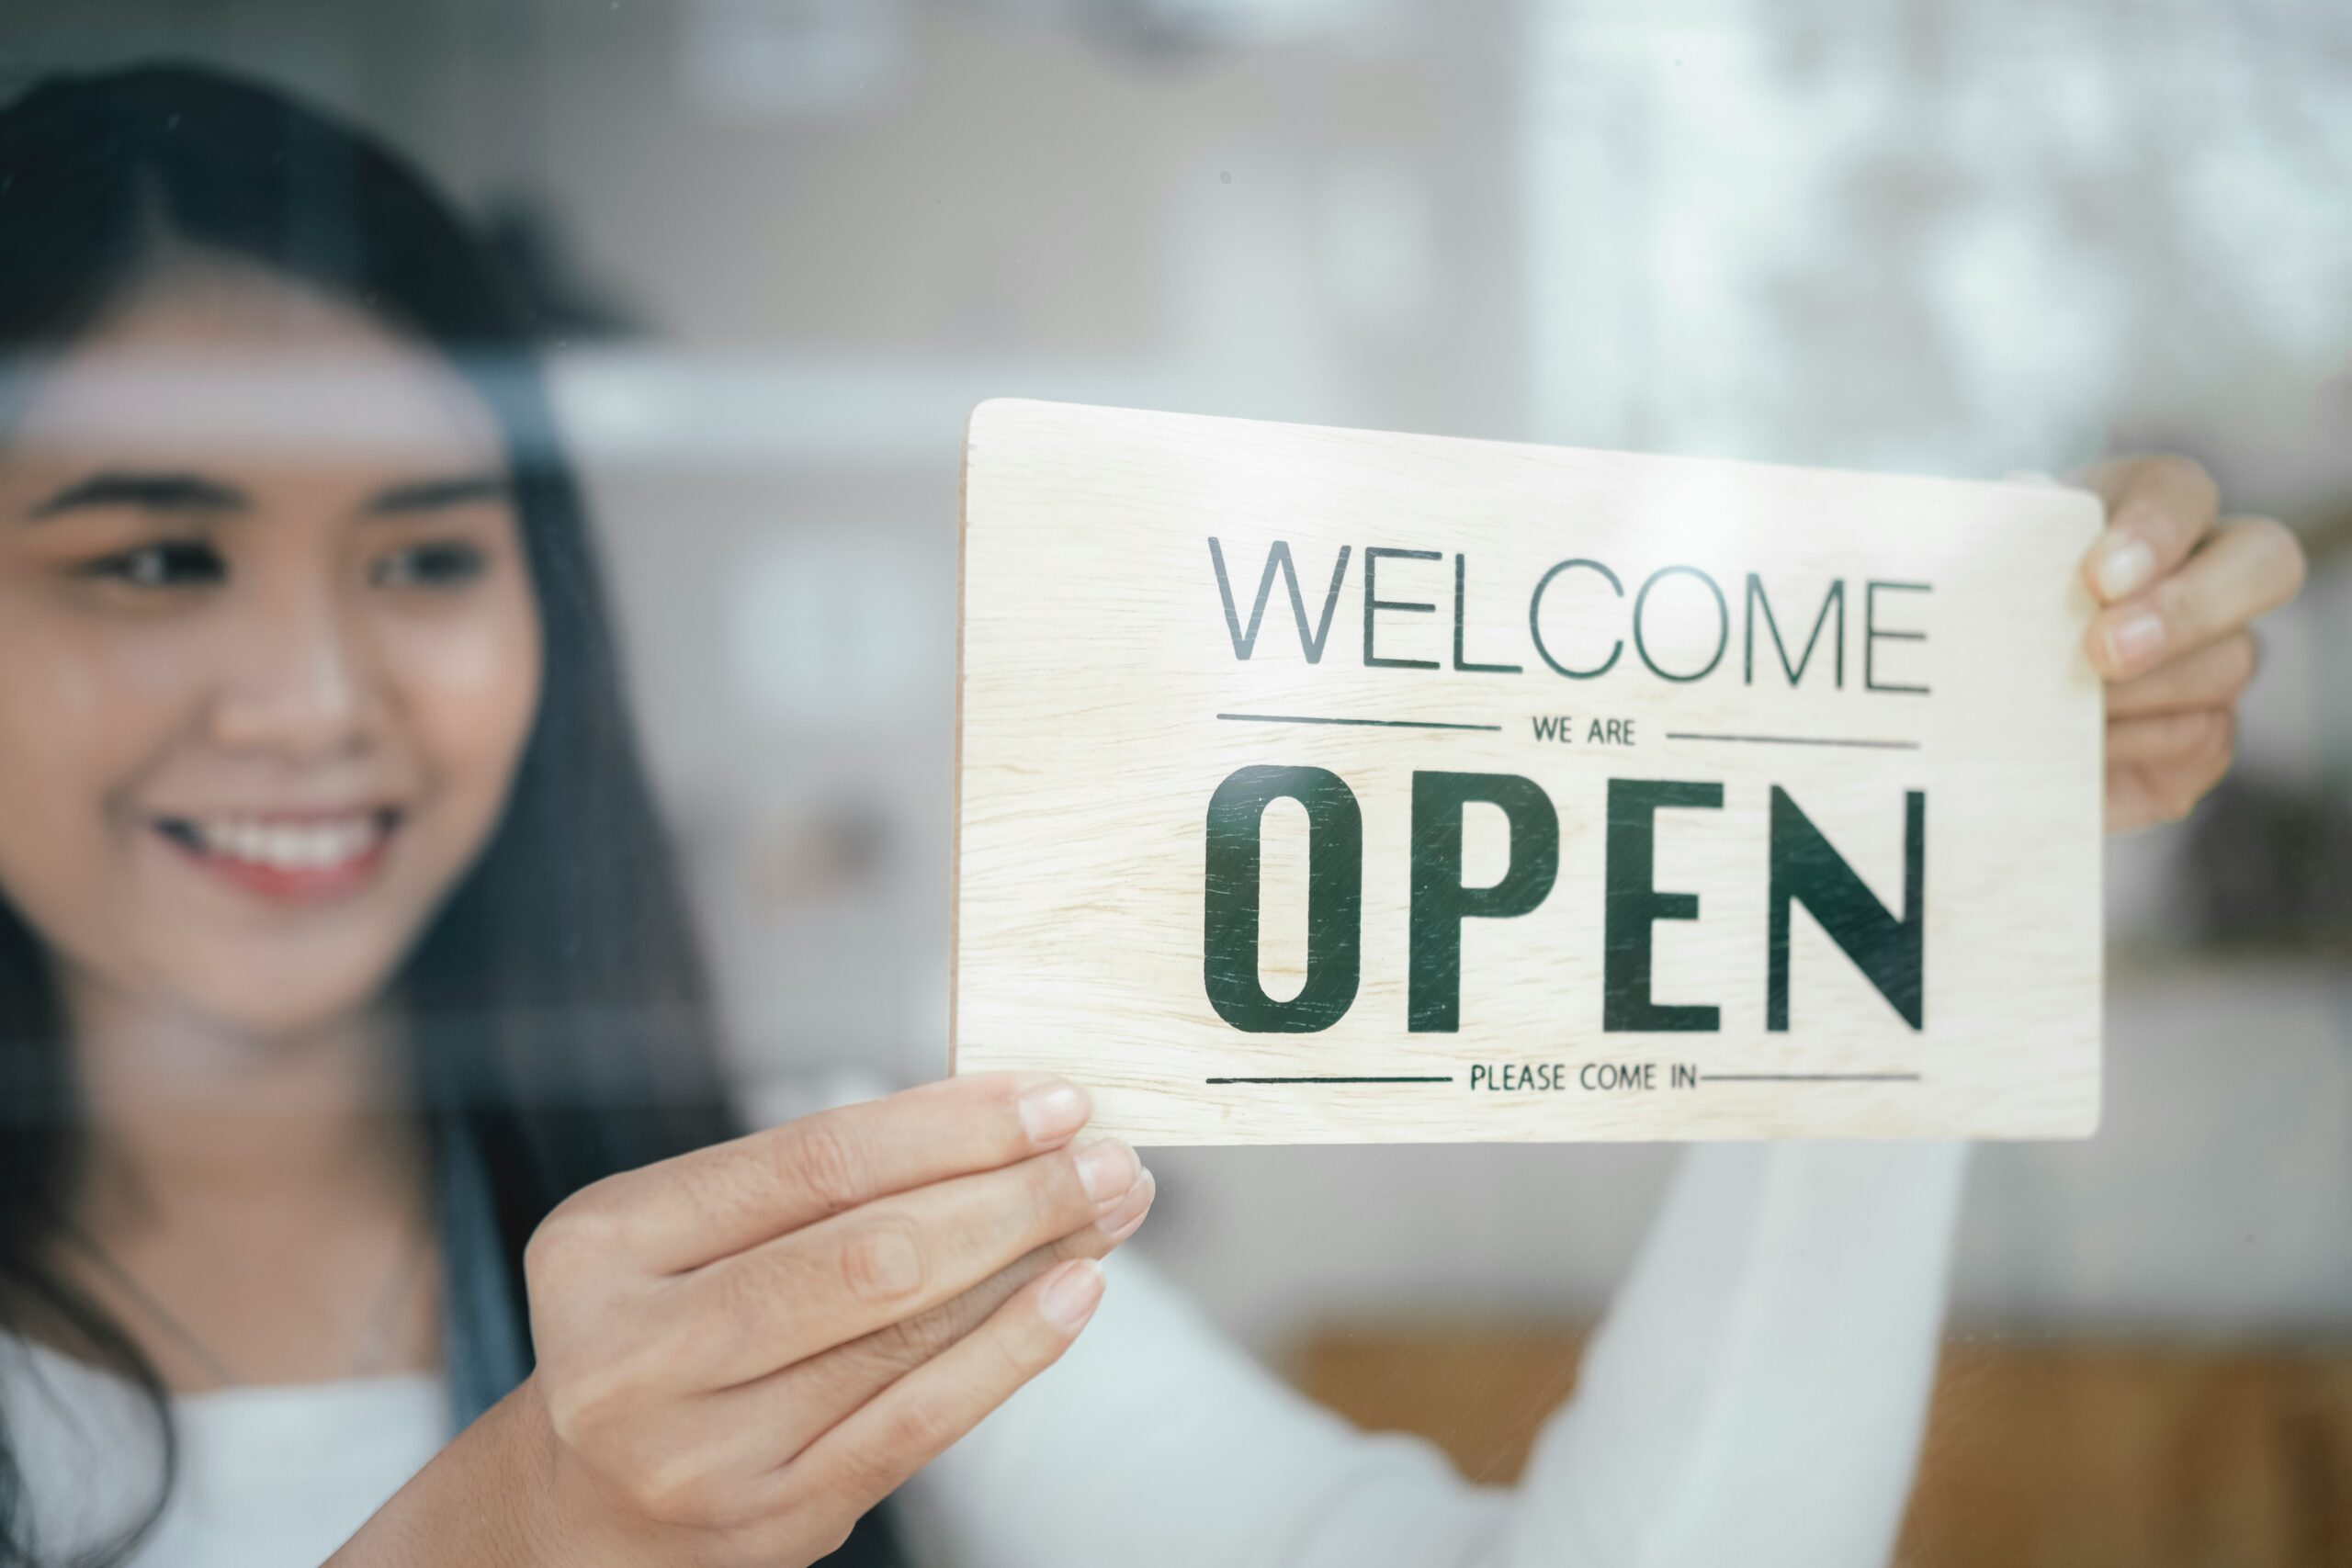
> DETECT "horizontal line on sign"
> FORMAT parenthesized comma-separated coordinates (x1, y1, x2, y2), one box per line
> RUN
(1666, 731, 1919, 750)
(1701, 1072, 1924, 1083)
(1205, 1075, 1457, 1085)
(1217, 712, 1502, 733)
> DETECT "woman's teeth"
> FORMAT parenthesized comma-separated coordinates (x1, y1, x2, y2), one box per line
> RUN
(180, 815, 386, 871)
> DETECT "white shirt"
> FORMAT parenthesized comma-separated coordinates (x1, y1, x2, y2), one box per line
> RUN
(0, 1141, 1967, 1567)
(0, 1338, 445, 1567)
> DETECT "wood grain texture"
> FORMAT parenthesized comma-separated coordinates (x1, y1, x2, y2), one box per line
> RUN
(954, 400, 2103, 1145)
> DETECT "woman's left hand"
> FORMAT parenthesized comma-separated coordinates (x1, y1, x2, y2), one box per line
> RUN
(2078, 456, 2307, 834)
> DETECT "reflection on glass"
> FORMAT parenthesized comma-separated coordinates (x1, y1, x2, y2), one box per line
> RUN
(0, 7, 2341, 1564)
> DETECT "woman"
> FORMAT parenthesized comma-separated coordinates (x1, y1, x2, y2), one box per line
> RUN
(0, 64, 2305, 1568)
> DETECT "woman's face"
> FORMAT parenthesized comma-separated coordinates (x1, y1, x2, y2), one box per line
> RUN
(0, 254, 543, 1040)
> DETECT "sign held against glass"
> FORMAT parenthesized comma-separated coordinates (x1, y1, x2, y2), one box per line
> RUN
(952, 400, 2104, 1145)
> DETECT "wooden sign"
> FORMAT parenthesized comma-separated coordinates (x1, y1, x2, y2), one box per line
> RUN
(952, 400, 2103, 1145)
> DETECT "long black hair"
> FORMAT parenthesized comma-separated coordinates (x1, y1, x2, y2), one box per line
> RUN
(0, 63, 895, 1566)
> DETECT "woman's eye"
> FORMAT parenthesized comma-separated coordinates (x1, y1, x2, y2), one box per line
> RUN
(371, 541, 487, 590)
(80, 540, 227, 589)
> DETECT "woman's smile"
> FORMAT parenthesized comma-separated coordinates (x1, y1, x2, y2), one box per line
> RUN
(152, 807, 402, 905)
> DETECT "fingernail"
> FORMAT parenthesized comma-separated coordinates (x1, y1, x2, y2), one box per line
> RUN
(2105, 610, 2165, 669)
(1017, 1080, 1091, 1146)
(1097, 1168, 1157, 1238)
(1073, 1137, 1140, 1204)
(1040, 1258, 1105, 1333)
(2095, 536, 2156, 601)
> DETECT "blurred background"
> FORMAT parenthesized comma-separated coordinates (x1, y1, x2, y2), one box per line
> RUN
(6, 1, 2348, 1560)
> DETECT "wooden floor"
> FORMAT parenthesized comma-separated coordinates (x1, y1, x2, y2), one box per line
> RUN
(1289, 1325, 2352, 1565)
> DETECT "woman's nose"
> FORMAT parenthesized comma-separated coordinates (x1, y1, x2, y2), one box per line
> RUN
(209, 580, 385, 759)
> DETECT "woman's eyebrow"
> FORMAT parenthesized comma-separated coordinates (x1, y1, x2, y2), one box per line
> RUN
(29, 470, 248, 519)
(365, 472, 513, 515)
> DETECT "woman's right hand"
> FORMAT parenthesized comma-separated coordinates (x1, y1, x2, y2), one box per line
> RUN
(336, 1074, 1155, 1567)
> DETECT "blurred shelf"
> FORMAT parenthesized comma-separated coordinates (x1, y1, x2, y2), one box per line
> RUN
(1290, 1321, 2352, 1567)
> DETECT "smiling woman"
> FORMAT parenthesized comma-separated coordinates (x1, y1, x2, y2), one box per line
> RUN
(0, 65, 798, 1566)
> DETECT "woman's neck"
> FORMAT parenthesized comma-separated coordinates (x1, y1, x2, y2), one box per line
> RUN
(35, 968, 441, 1389)
(62, 969, 422, 1228)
